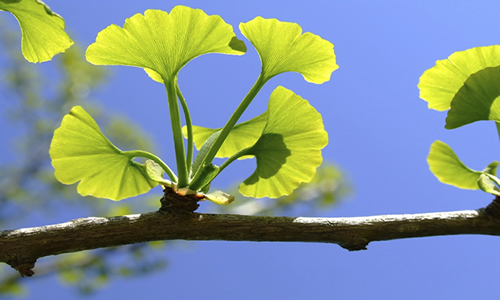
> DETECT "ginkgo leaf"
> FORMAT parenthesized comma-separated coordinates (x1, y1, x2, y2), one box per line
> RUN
(86, 6, 246, 83)
(144, 160, 172, 187)
(418, 45, 500, 111)
(0, 0, 73, 63)
(239, 17, 338, 84)
(204, 190, 235, 205)
(183, 111, 268, 159)
(239, 86, 328, 198)
(49, 106, 158, 200)
(445, 65, 500, 129)
(427, 140, 482, 190)
(483, 161, 499, 176)
(478, 173, 500, 196)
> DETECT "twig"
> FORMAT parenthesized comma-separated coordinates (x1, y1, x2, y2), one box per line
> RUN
(2, 197, 500, 277)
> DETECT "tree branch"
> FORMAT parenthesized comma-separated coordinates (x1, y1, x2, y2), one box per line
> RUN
(2, 197, 500, 277)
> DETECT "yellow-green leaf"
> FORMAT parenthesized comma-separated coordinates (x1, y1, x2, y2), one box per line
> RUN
(427, 140, 482, 190)
(239, 86, 328, 198)
(240, 17, 338, 83)
(445, 65, 500, 129)
(419, 45, 500, 111)
(205, 190, 234, 205)
(49, 106, 158, 200)
(86, 6, 246, 83)
(478, 174, 500, 196)
(0, 0, 73, 63)
(144, 160, 172, 187)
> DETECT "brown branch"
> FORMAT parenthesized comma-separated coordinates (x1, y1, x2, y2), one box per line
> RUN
(2, 197, 500, 277)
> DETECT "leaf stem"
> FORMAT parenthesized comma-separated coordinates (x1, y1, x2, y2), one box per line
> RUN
(189, 75, 266, 185)
(124, 150, 178, 182)
(218, 146, 253, 174)
(165, 78, 188, 187)
(176, 85, 193, 174)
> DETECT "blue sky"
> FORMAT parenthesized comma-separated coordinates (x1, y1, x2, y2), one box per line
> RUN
(2, 0, 500, 299)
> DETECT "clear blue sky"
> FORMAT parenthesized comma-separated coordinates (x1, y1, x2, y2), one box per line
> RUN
(2, 0, 500, 299)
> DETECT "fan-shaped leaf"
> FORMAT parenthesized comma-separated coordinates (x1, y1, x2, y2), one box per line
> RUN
(483, 161, 499, 176)
(419, 45, 500, 111)
(49, 106, 158, 200)
(239, 86, 328, 198)
(144, 160, 171, 187)
(427, 140, 482, 190)
(205, 190, 235, 205)
(0, 0, 73, 63)
(239, 17, 338, 83)
(86, 6, 246, 83)
(446, 66, 500, 129)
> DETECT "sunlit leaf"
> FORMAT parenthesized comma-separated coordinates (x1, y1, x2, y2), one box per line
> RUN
(184, 112, 267, 159)
(427, 140, 482, 190)
(478, 174, 500, 196)
(86, 6, 246, 83)
(445, 66, 500, 129)
(419, 45, 500, 111)
(240, 17, 338, 83)
(205, 190, 234, 205)
(483, 161, 499, 176)
(144, 160, 171, 187)
(49, 106, 158, 200)
(239, 86, 328, 198)
(0, 0, 73, 63)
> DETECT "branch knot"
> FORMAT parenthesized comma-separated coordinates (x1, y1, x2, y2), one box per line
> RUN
(158, 187, 200, 215)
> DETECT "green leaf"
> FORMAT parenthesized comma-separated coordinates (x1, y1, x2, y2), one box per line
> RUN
(239, 86, 328, 198)
(184, 111, 268, 159)
(239, 17, 338, 83)
(86, 6, 246, 83)
(49, 106, 158, 200)
(418, 45, 500, 111)
(445, 65, 500, 129)
(204, 190, 235, 205)
(427, 140, 482, 190)
(0, 0, 73, 63)
(478, 174, 500, 196)
(483, 161, 499, 176)
(144, 160, 172, 187)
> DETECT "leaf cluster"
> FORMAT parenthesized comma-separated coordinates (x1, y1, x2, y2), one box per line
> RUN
(0, 5, 349, 294)
(45, 5, 337, 204)
(419, 46, 500, 195)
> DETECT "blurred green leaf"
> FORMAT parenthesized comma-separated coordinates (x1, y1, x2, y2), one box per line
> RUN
(240, 16, 338, 83)
(0, 0, 73, 62)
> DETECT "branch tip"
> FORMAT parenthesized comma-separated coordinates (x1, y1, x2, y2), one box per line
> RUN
(8, 259, 36, 277)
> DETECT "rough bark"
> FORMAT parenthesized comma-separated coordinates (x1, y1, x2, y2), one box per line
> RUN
(2, 193, 500, 277)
